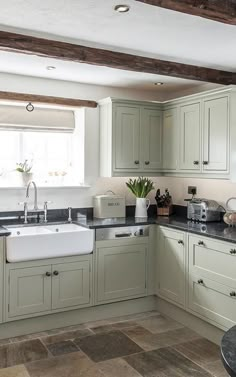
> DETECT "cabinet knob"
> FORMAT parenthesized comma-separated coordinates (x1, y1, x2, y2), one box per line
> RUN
(53, 271, 59, 276)
(203, 161, 208, 165)
(45, 272, 51, 277)
(178, 240, 184, 245)
(197, 279, 204, 285)
(230, 291, 236, 297)
(145, 161, 150, 165)
(230, 249, 236, 254)
(198, 240, 205, 246)
(193, 161, 199, 165)
(134, 160, 139, 165)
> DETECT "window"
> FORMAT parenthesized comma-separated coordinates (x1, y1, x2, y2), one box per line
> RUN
(0, 105, 84, 187)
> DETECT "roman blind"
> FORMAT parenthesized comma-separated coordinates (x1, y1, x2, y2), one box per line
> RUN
(0, 104, 75, 132)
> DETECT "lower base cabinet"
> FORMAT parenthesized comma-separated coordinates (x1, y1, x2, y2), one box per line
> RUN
(157, 227, 186, 308)
(188, 234, 236, 330)
(95, 241, 147, 304)
(6, 255, 92, 320)
(0, 238, 4, 323)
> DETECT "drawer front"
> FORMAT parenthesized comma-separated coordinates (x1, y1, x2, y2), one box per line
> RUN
(189, 235, 236, 287)
(188, 274, 236, 329)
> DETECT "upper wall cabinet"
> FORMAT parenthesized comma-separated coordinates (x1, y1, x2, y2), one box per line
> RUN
(99, 98, 162, 177)
(179, 102, 201, 171)
(162, 108, 179, 170)
(202, 96, 229, 172)
(99, 88, 235, 179)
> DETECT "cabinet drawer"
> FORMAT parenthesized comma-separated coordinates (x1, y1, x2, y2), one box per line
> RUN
(188, 275, 236, 330)
(189, 235, 236, 287)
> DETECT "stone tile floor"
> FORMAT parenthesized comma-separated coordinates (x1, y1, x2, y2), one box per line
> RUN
(0, 311, 228, 377)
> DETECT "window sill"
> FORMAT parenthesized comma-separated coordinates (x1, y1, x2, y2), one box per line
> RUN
(0, 184, 91, 189)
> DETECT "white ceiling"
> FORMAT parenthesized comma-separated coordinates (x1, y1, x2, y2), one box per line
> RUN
(0, 0, 235, 91)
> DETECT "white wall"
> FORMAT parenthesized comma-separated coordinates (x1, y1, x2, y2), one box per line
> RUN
(0, 73, 234, 212)
(0, 73, 163, 211)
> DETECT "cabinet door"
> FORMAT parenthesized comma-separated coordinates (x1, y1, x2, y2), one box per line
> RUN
(0, 238, 3, 323)
(52, 260, 90, 310)
(203, 96, 229, 172)
(141, 108, 162, 170)
(114, 105, 140, 170)
(8, 265, 52, 318)
(162, 108, 178, 170)
(157, 227, 185, 307)
(179, 103, 201, 170)
(188, 275, 236, 330)
(96, 244, 147, 303)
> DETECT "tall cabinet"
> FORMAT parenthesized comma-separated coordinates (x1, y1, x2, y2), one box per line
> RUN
(99, 98, 162, 177)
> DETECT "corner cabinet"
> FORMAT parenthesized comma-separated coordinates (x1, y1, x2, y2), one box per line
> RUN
(156, 225, 236, 331)
(5, 255, 92, 321)
(99, 98, 162, 177)
(156, 227, 186, 308)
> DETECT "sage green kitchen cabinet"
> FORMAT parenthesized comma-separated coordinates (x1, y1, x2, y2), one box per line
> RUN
(202, 96, 229, 172)
(187, 234, 236, 329)
(114, 105, 140, 171)
(179, 103, 201, 171)
(162, 108, 179, 170)
(157, 227, 186, 308)
(6, 256, 92, 320)
(52, 260, 90, 310)
(7, 265, 52, 318)
(99, 98, 162, 176)
(96, 242, 147, 304)
(141, 107, 162, 171)
(0, 238, 4, 323)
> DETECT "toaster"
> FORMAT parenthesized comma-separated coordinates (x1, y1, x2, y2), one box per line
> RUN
(187, 198, 221, 222)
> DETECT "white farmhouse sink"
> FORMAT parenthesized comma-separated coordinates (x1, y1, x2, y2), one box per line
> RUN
(6, 224, 94, 262)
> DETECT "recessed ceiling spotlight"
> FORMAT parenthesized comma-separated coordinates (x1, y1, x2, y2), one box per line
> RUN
(46, 66, 56, 70)
(154, 82, 164, 86)
(114, 4, 130, 13)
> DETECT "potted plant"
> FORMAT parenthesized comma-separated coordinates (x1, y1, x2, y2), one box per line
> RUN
(16, 160, 33, 186)
(126, 177, 154, 218)
(155, 188, 173, 216)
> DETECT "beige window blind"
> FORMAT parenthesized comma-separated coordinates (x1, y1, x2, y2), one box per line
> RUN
(0, 104, 75, 132)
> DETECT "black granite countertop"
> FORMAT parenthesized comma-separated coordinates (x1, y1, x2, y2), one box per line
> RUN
(2, 212, 236, 244)
(77, 215, 236, 244)
(221, 326, 236, 377)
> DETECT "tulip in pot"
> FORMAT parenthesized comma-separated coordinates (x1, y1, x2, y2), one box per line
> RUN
(126, 177, 154, 218)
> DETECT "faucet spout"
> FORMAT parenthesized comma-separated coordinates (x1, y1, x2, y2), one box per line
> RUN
(26, 181, 38, 211)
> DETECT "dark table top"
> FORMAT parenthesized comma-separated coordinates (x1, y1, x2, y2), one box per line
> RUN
(2, 215, 236, 244)
(221, 326, 236, 377)
(78, 215, 236, 244)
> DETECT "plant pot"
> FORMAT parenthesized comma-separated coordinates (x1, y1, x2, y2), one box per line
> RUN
(135, 197, 150, 218)
(157, 205, 173, 216)
(21, 172, 33, 187)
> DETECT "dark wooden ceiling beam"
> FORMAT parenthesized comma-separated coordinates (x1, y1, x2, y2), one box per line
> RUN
(0, 91, 97, 108)
(0, 31, 235, 85)
(136, 0, 236, 25)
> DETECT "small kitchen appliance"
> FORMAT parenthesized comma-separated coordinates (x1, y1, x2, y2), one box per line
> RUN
(187, 198, 221, 222)
(94, 192, 125, 218)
